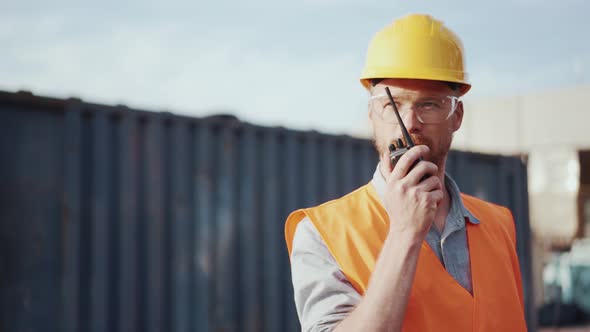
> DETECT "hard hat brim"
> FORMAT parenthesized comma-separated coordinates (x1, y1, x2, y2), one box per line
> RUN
(360, 67, 471, 96)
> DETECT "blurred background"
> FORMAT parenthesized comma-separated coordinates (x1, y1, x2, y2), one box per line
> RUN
(2, 0, 590, 331)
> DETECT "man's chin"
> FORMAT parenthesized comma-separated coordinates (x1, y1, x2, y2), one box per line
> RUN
(409, 135, 445, 165)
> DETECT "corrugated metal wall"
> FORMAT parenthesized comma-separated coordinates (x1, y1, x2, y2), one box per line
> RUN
(0, 91, 533, 332)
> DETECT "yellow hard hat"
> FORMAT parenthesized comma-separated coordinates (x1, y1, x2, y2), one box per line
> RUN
(360, 14, 471, 96)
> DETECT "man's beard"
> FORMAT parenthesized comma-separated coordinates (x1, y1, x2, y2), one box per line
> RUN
(374, 133, 452, 170)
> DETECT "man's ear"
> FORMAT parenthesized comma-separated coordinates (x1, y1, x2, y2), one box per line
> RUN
(452, 101, 464, 132)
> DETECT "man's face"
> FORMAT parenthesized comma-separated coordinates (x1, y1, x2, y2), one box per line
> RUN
(368, 78, 464, 169)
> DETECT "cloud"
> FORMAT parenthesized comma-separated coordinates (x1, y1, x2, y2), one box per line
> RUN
(2, 1, 589, 137)
(1, 9, 370, 135)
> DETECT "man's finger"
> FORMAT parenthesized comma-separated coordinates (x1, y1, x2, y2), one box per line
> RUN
(381, 151, 393, 176)
(391, 145, 429, 180)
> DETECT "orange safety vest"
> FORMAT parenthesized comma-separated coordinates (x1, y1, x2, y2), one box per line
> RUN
(285, 183, 527, 332)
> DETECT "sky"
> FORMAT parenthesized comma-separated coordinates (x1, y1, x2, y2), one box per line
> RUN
(2, 0, 589, 136)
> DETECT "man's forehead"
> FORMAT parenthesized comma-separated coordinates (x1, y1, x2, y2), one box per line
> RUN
(373, 78, 455, 95)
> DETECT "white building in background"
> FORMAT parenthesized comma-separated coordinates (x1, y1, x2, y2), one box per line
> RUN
(452, 84, 590, 309)
(454, 84, 590, 244)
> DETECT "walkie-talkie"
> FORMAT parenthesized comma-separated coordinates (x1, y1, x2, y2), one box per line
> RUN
(385, 87, 426, 175)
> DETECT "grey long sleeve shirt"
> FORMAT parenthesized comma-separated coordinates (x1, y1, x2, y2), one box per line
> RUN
(290, 164, 480, 332)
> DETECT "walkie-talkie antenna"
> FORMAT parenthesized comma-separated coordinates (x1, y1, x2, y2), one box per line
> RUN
(385, 87, 415, 147)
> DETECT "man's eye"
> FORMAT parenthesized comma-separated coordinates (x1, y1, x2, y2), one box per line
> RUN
(420, 102, 440, 108)
(383, 102, 400, 109)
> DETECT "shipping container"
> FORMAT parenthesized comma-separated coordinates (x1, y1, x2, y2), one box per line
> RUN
(0, 90, 534, 331)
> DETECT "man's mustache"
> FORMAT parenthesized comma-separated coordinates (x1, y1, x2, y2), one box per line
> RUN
(409, 134, 432, 147)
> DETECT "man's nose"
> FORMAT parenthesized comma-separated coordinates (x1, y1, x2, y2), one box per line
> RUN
(401, 107, 422, 132)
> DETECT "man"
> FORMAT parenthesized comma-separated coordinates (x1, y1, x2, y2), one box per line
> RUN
(284, 14, 527, 332)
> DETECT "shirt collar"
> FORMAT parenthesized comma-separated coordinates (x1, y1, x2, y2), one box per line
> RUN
(370, 163, 480, 225)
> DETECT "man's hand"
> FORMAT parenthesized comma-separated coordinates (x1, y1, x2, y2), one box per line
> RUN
(334, 145, 445, 332)
(379, 145, 443, 238)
